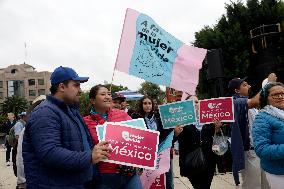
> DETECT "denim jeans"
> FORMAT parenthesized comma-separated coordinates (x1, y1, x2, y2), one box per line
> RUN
(95, 173, 143, 189)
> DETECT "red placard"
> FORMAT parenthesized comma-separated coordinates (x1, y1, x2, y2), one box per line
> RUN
(150, 174, 166, 189)
(199, 97, 234, 124)
(103, 123, 159, 170)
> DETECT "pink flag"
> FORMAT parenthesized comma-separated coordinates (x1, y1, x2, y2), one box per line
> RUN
(140, 148, 171, 189)
(115, 8, 207, 94)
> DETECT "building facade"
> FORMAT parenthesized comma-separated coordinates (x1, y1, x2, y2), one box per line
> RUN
(165, 87, 183, 103)
(0, 63, 51, 104)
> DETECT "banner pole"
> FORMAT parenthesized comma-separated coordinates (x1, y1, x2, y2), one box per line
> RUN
(110, 9, 129, 93)
(110, 69, 115, 92)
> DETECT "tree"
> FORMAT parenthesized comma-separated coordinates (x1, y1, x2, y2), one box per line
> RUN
(0, 114, 7, 133)
(194, 0, 284, 96)
(79, 91, 90, 116)
(138, 82, 165, 103)
(104, 84, 128, 93)
(2, 96, 29, 117)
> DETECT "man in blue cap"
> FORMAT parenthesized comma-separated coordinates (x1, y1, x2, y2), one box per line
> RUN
(228, 74, 276, 189)
(23, 66, 112, 189)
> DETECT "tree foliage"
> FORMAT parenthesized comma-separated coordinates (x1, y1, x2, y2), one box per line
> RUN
(138, 82, 165, 103)
(0, 114, 7, 133)
(79, 91, 90, 117)
(194, 0, 284, 96)
(2, 96, 29, 117)
(104, 84, 128, 93)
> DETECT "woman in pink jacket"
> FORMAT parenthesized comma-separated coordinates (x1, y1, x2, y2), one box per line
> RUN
(84, 84, 142, 189)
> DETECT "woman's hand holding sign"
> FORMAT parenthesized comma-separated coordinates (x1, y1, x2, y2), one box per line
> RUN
(174, 125, 184, 136)
(92, 141, 112, 164)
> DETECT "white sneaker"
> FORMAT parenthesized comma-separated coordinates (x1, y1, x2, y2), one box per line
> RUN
(6, 161, 11, 166)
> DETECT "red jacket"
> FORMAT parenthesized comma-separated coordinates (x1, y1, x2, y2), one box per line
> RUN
(84, 108, 131, 173)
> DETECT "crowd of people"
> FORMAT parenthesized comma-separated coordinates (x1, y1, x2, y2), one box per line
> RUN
(3, 111, 28, 188)
(1, 66, 283, 189)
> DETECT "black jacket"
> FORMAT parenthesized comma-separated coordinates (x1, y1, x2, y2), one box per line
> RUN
(176, 124, 217, 176)
(3, 119, 17, 135)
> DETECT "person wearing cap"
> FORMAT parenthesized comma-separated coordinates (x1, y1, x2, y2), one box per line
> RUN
(111, 93, 126, 110)
(113, 93, 129, 112)
(23, 66, 112, 189)
(228, 74, 276, 189)
(11, 112, 28, 176)
(14, 112, 27, 140)
(16, 95, 46, 189)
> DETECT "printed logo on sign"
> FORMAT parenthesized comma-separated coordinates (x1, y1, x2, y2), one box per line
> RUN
(122, 131, 145, 143)
(168, 106, 183, 114)
(208, 103, 222, 109)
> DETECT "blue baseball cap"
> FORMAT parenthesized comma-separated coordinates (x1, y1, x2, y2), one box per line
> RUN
(50, 66, 89, 85)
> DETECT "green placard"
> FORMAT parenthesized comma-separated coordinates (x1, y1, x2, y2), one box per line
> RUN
(159, 100, 196, 129)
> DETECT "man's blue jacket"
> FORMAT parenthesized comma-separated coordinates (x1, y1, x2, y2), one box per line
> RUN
(23, 95, 93, 189)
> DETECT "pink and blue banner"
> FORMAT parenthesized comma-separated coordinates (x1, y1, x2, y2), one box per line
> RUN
(115, 8, 207, 94)
(140, 131, 174, 189)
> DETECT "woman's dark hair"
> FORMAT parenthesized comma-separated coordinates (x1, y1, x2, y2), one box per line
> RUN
(87, 84, 108, 114)
(137, 96, 154, 117)
(89, 84, 107, 99)
(260, 82, 284, 109)
(50, 80, 71, 95)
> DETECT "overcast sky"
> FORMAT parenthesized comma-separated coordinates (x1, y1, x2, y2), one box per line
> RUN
(0, 0, 233, 91)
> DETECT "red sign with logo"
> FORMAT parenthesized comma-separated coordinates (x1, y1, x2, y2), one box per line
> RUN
(103, 123, 159, 170)
(199, 97, 234, 124)
(150, 174, 166, 189)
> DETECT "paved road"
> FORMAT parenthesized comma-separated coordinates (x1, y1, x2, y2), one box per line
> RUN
(0, 146, 236, 189)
